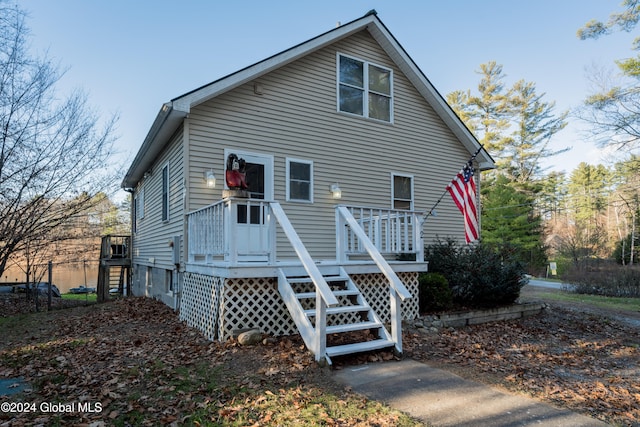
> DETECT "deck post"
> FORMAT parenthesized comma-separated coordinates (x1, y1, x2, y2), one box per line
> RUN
(389, 287, 402, 353)
(315, 293, 327, 362)
(414, 213, 424, 262)
(226, 201, 237, 264)
(335, 208, 347, 263)
(267, 204, 277, 264)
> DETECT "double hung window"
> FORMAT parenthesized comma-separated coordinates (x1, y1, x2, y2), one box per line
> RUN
(338, 54, 392, 122)
(161, 164, 169, 222)
(392, 174, 413, 210)
(286, 158, 313, 202)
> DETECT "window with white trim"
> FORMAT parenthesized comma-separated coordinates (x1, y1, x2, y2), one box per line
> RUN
(132, 195, 137, 233)
(338, 53, 392, 122)
(137, 186, 145, 219)
(286, 158, 313, 202)
(161, 164, 169, 222)
(133, 186, 144, 233)
(392, 173, 413, 210)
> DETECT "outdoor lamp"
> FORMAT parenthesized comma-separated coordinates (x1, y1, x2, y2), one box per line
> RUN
(330, 183, 342, 199)
(204, 170, 216, 188)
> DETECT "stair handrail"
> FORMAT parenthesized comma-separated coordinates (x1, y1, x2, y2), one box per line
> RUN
(270, 202, 339, 308)
(336, 206, 412, 301)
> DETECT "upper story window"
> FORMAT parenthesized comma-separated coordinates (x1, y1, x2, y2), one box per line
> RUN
(338, 53, 392, 122)
(133, 186, 144, 233)
(392, 173, 413, 210)
(286, 158, 313, 203)
(137, 186, 145, 219)
(161, 164, 169, 222)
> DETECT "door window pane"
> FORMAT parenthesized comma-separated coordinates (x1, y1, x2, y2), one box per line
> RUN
(249, 205, 262, 225)
(237, 204, 247, 224)
(244, 162, 264, 199)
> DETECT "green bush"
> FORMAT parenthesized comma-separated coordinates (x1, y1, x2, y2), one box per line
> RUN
(418, 272, 453, 313)
(425, 238, 527, 309)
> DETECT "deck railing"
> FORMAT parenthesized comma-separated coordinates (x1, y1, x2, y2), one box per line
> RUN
(187, 200, 227, 263)
(335, 205, 415, 352)
(187, 200, 424, 265)
(337, 205, 423, 262)
(100, 234, 131, 260)
(187, 198, 273, 264)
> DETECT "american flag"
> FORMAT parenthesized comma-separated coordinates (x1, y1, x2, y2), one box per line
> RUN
(446, 163, 479, 243)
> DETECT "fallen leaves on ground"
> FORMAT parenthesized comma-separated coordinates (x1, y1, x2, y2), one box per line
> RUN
(0, 296, 418, 426)
(404, 305, 640, 426)
(2, 293, 639, 426)
(0, 293, 89, 317)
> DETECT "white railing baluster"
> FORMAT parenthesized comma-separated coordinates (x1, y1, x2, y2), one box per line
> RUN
(188, 201, 423, 266)
(335, 206, 413, 354)
(186, 199, 231, 263)
(342, 205, 422, 259)
(403, 211, 409, 252)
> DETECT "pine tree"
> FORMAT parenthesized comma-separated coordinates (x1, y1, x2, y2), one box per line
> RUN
(578, 0, 640, 149)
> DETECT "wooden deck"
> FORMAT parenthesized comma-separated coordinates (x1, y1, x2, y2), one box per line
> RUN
(97, 235, 131, 302)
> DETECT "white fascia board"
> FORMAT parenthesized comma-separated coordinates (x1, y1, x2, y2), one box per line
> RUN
(171, 15, 378, 113)
(123, 14, 380, 190)
(121, 104, 187, 188)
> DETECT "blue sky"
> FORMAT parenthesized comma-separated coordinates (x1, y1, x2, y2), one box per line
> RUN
(22, 0, 636, 180)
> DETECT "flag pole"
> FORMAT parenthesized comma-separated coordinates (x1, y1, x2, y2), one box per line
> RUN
(422, 144, 485, 224)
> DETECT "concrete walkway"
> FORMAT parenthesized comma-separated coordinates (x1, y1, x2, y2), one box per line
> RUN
(333, 360, 608, 427)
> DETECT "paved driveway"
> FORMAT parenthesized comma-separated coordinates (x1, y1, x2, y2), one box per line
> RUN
(527, 278, 573, 290)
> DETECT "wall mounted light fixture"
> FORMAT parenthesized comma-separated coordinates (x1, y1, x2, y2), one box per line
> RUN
(330, 183, 342, 199)
(204, 170, 216, 188)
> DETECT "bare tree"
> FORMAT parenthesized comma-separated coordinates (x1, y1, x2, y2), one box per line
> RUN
(578, 0, 640, 150)
(0, 2, 119, 277)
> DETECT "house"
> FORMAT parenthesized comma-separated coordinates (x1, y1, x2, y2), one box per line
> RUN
(121, 10, 494, 364)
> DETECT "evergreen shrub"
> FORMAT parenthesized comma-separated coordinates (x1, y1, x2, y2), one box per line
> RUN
(425, 238, 527, 309)
(418, 272, 453, 313)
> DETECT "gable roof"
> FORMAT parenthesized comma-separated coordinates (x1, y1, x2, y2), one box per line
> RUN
(122, 10, 494, 189)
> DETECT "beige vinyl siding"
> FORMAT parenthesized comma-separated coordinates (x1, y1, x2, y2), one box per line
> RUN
(133, 127, 185, 268)
(186, 29, 474, 259)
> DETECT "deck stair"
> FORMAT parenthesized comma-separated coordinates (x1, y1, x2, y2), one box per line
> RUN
(278, 266, 394, 364)
(97, 235, 131, 302)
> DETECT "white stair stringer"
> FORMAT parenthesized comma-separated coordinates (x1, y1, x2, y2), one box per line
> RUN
(277, 269, 317, 353)
(277, 266, 395, 364)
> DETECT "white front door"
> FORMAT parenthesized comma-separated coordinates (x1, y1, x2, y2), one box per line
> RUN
(225, 150, 273, 261)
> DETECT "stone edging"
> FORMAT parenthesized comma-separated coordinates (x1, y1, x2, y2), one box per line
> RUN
(411, 302, 546, 330)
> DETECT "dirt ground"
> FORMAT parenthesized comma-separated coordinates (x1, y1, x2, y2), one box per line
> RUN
(1, 286, 639, 426)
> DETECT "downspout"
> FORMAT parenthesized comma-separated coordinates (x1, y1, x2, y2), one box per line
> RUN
(174, 119, 191, 313)
(124, 187, 135, 295)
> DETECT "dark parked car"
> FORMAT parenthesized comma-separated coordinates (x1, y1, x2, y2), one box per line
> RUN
(12, 283, 61, 298)
(69, 285, 96, 294)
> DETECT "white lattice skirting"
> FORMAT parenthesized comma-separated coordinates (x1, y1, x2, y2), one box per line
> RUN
(179, 271, 419, 341)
